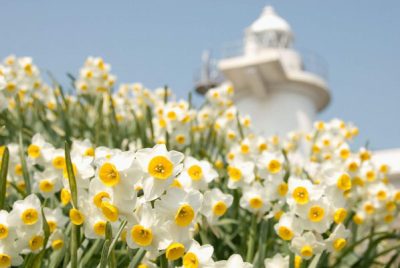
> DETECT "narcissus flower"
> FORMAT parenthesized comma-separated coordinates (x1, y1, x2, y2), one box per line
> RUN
(9, 194, 42, 234)
(240, 183, 270, 214)
(201, 189, 233, 224)
(226, 160, 254, 189)
(181, 240, 214, 268)
(155, 188, 203, 228)
(126, 204, 169, 254)
(136, 144, 184, 201)
(325, 224, 350, 253)
(275, 213, 302, 241)
(214, 254, 253, 268)
(264, 253, 289, 268)
(177, 157, 218, 190)
(290, 232, 325, 260)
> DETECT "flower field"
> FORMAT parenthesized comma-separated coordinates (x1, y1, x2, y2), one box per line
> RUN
(0, 56, 399, 267)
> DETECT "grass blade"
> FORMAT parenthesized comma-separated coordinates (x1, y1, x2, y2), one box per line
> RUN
(19, 132, 31, 195)
(64, 141, 78, 207)
(107, 220, 127, 258)
(128, 248, 146, 268)
(0, 147, 9, 209)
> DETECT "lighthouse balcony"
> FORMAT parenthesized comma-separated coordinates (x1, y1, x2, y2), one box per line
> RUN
(219, 40, 329, 82)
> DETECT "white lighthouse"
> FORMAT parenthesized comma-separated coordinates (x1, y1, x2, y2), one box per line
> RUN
(218, 6, 330, 136)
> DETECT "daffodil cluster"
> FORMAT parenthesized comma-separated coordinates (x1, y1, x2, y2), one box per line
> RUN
(0, 55, 399, 268)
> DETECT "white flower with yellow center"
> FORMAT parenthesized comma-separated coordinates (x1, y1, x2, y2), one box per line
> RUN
(26, 133, 54, 165)
(126, 204, 169, 255)
(19, 230, 45, 254)
(89, 178, 138, 219)
(287, 178, 322, 208)
(360, 200, 378, 216)
(0, 211, 16, 243)
(229, 138, 255, 160)
(360, 165, 377, 182)
(345, 156, 361, 175)
(47, 230, 65, 251)
(136, 144, 184, 201)
(321, 169, 352, 208)
(71, 139, 95, 158)
(9, 194, 42, 234)
(201, 189, 233, 224)
(44, 148, 66, 172)
(163, 103, 187, 126)
(177, 157, 218, 191)
(265, 201, 285, 221)
(83, 205, 119, 239)
(33, 169, 61, 198)
(352, 210, 366, 226)
(369, 182, 391, 203)
(43, 208, 68, 234)
(263, 175, 288, 201)
(214, 254, 253, 268)
(257, 152, 284, 178)
(274, 213, 302, 241)
(180, 240, 214, 268)
(61, 151, 95, 190)
(94, 147, 121, 160)
(335, 143, 351, 161)
(325, 224, 350, 253)
(75, 57, 115, 95)
(88, 178, 113, 208)
(0, 55, 41, 98)
(205, 84, 234, 108)
(296, 197, 332, 233)
(155, 188, 203, 228)
(359, 147, 372, 162)
(226, 160, 254, 189)
(172, 130, 190, 149)
(240, 183, 270, 215)
(95, 150, 143, 203)
(0, 243, 23, 267)
(290, 232, 325, 260)
(159, 223, 193, 262)
(264, 253, 289, 268)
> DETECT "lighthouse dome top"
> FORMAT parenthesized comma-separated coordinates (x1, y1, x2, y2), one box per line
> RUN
(249, 6, 292, 34)
(245, 6, 294, 50)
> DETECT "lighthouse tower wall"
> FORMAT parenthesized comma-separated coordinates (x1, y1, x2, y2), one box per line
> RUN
(235, 84, 317, 136)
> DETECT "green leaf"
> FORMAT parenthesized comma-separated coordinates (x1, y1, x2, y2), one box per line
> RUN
(19, 132, 32, 195)
(64, 141, 78, 208)
(32, 207, 51, 267)
(0, 147, 9, 209)
(107, 220, 127, 259)
(145, 105, 155, 143)
(70, 224, 80, 268)
(79, 239, 102, 267)
(128, 248, 146, 268)
(245, 214, 257, 262)
(214, 218, 239, 226)
(236, 111, 244, 140)
(289, 251, 295, 268)
(98, 239, 111, 268)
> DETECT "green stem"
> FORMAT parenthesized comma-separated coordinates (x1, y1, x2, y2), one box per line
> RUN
(128, 248, 146, 268)
(70, 224, 79, 268)
(289, 251, 295, 268)
(0, 147, 9, 209)
(246, 214, 258, 262)
(160, 253, 168, 268)
(79, 240, 102, 267)
(18, 131, 31, 195)
(255, 219, 269, 266)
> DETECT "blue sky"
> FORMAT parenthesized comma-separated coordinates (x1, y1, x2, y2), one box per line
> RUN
(2, 1, 400, 150)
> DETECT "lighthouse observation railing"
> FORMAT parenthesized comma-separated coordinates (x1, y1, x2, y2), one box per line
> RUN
(219, 41, 329, 81)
